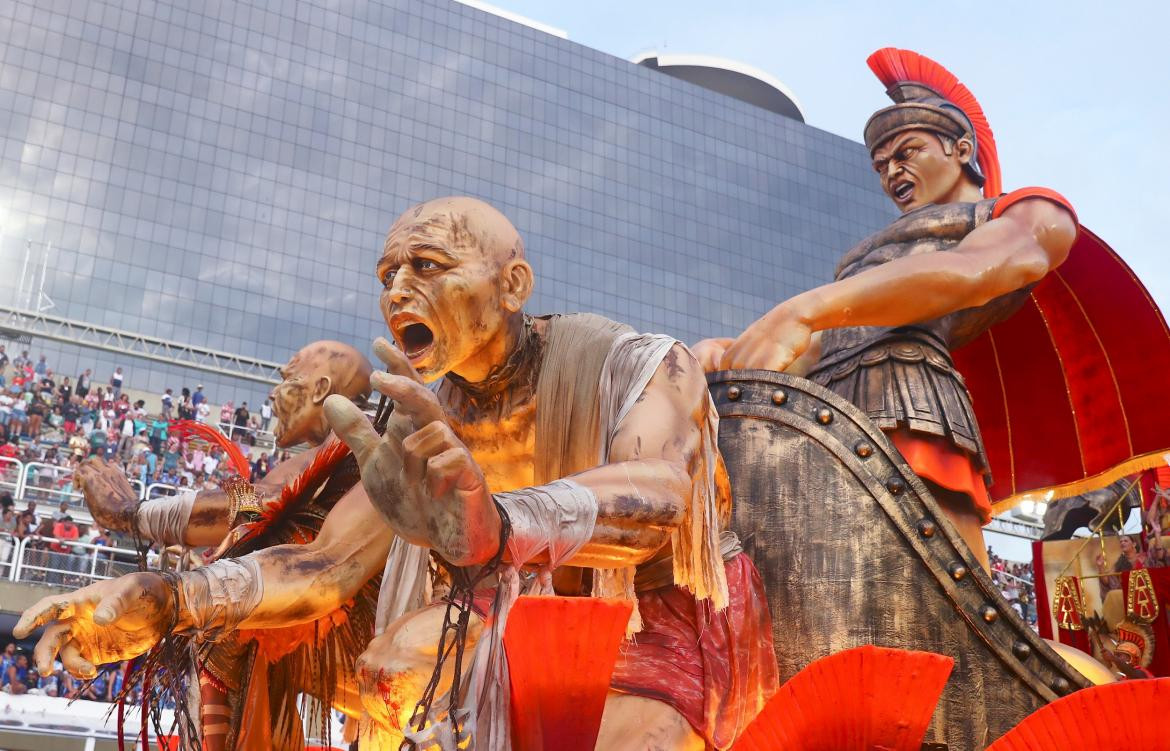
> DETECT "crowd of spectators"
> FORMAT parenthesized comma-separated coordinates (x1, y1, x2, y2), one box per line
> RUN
(0, 347, 288, 502)
(1, 641, 148, 704)
(988, 548, 1038, 630)
(0, 349, 293, 578)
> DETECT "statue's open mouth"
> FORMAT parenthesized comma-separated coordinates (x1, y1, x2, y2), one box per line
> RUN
(893, 180, 914, 202)
(401, 322, 434, 359)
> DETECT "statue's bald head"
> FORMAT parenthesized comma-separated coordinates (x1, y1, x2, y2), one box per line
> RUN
(271, 340, 373, 447)
(387, 196, 526, 270)
(377, 197, 535, 382)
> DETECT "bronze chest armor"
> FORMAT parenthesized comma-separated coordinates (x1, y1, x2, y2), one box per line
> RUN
(808, 198, 1030, 476)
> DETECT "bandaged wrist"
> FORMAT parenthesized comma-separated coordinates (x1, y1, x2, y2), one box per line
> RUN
(176, 557, 263, 641)
(493, 479, 598, 570)
(135, 493, 195, 546)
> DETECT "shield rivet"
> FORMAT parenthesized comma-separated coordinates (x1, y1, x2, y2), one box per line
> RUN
(771, 389, 787, 405)
(816, 408, 833, 424)
(948, 562, 968, 581)
(854, 441, 874, 458)
(1012, 641, 1032, 661)
(916, 519, 936, 538)
(886, 478, 906, 496)
(980, 605, 998, 623)
(727, 385, 742, 401)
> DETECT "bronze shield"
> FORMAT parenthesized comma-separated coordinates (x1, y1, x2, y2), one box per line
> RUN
(710, 370, 1089, 750)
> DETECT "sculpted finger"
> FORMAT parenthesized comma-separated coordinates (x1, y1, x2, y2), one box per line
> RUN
(60, 639, 97, 679)
(372, 373, 445, 427)
(33, 623, 73, 676)
(324, 394, 381, 463)
(15, 595, 77, 638)
(93, 586, 135, 626)
(425, 447, 479, 497)
(403, 422, 459, 484)
(373, 337, 423, 383)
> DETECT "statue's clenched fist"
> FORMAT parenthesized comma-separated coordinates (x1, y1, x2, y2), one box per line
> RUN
(14, 573, 173, 678)
(76, 456, 141, 534)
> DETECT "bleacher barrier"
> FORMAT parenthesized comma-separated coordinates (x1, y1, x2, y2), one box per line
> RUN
(10, 536, 139, 586)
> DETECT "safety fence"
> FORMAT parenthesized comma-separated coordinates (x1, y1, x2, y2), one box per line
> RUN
(1, 533, 140, 587)
(2, 457, 176, 511)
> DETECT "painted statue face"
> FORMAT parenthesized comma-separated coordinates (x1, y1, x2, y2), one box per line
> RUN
(270, 342, 370, 447)
(270, 350, 327, 448)
(871, 129, 974, 213)
(377, 200, 523, 382)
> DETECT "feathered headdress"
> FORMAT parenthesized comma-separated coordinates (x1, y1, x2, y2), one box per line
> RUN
(864, 48, 1002, 197)
(169, 419, 251, 477)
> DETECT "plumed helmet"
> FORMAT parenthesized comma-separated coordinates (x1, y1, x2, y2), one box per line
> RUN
(863, 48, 1002, 197)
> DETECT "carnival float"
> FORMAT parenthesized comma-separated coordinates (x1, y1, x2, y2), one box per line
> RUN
(13, 48, 1170, 751)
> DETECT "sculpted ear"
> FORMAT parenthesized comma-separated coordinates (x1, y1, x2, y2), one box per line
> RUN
(500, 259, 534, 313)
(955, 135, 975, 167)
(310, 375, 334, 405)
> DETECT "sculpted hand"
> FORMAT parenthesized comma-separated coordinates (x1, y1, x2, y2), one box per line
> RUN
(324, 338, 501, 566)
(690, 338, 733, 373)
(720, 303, 813, 372)
(13, 573, 173, 679)
(76, 456, 140, 534)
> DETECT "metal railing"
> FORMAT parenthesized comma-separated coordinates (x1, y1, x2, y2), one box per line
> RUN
(9, 535, 140, 587)
(21, 461, 85, 509)
(0, 531, 17, 579)
(0, 455, 21, 496)
(215, 420, 276, 448)
(1, 456, 177, 509)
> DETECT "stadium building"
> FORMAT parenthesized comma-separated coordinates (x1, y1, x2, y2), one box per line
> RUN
(0, 0, 891, 407)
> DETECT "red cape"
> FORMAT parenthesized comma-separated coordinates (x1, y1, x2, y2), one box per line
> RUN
(954, 227, 1170, 511)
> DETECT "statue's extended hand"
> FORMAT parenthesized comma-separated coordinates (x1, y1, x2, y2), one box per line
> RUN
(720, 303, 813, 372)
(13, 573, 173, 679)
(324, 338, 501, 566)
(76, 456, 140, 534)
(691, 338, 733, 373)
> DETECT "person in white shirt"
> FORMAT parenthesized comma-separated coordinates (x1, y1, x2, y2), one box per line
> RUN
(202, 451, 219, 477)
(259, 399, 273, 432)
(196, 401, 211, 424)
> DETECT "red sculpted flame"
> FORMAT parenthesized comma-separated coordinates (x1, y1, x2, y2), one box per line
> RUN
(733, 646, 953, 751)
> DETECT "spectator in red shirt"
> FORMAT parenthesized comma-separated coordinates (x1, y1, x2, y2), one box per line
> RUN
(51, 515, 79, 552)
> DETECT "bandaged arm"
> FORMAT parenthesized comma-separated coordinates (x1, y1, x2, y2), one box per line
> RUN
(171, 482, 394, 634)
(491, 344, 705, 570)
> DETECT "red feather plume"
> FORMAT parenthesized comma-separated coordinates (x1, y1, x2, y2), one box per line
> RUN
(985, 678, 1170, 750)
(169, 419, 251, 477)
(733, 646, 954, 751)
(867, 48, 1002, 197)
(503, 596, 633, 751)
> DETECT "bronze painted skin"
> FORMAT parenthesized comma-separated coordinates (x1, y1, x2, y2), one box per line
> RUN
(17, 197, 770, 750)
(74, 341, 378, 751)
(694, 112, 1076, 573)
(77, 339, 373, 550)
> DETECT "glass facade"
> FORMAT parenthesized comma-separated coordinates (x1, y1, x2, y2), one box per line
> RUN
(0, 0, 894, 406)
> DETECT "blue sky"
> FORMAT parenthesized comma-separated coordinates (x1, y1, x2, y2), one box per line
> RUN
(490, 0, 1170, 310)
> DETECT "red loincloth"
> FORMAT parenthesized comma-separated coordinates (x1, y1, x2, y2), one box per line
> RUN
(609, 553, 779, 749)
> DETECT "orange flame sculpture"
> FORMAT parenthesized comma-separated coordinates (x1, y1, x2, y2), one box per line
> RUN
(733, 646, 954, 751)
(985, 678, 1170, 750)
(503, 596, 633, 751)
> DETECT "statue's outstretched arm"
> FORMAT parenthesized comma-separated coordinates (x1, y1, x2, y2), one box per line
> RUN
(15, 482, 393, 678)
(721, 197, 1077, 372)
(78, 449, 316, 548)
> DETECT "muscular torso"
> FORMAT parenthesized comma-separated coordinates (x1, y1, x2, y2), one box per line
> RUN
(446, 398, 536, 494)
